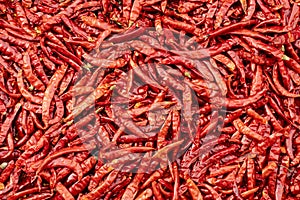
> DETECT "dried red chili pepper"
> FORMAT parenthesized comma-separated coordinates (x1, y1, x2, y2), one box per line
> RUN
(42, 64, 68, 128)
(81, 170, 119, 200)
(55, 182, 75, 200)
(66, 177, 88, 196)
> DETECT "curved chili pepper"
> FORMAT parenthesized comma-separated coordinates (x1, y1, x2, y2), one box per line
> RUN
(244, 36, 284, 58)
(47, 157, 83, 181)
(35, 145, 90, 177)
(0, 30, 30, 49)
(81, 170, 119, 200)
(81, 16, 122, 33)
(55, 182, 75, 200)
(0, 102, 21, 144)
(22, 52, 45, 91)
(64, 156, 97, 186)
(226, 87, 267, 109)
(15, 2, 35, 36)
(1, 131, 14, 160)
(55, 152, 90, 181)
(0, 39, 22, 63)
(0, 160, 14, 184)
(214, 0, 238, 29)
(272, 64, 300, 97)
(17, 70, 43, 104)
(42, 64, 68, 128)
(120, 173, 144, 200)
(69, 176, 91, 196)
(161, 16, 202, 37)
(151, 181, 164, 200)
(61, 14, 90, 40)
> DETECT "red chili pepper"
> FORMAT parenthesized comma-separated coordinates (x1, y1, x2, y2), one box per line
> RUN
(35, 145, 90, 177)
(55, 152, 90, 181)
(214, 0, 237, 28)
(0, 160, 14, 184)
(122, 0, 132, 23)
(0, 102, 21, 144)
(81, 170, 119, 200)
(282, 54, 300, 75)
(42, 64, 68, 128)
(151, 181, 164, 200)
(272, 64, 300, 97)
(47, 157, 83, 181)
(69, 176, 91, 196)
(0, 39, 22, 63)
(55, 182, 75, 200)
(81, 16, 122, 33)
(244, 36, 284, 58)
(22, 52, 45, 90)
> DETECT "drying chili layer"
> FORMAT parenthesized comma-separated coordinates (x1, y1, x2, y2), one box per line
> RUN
(0, 0, 300, 200)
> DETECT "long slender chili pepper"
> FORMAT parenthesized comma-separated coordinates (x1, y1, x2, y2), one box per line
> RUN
(56, 182, 75, 200)
(214, 0, 238, 29)
(81, 16, 122, 33)
(0, 160, 14, 184)
(35, 146, 90, 177)
(81, 170, 119, 200)
(69, 176, 91, 196)
(151, 181, 164, 200)
(42, 64, 68, 128)
(0, 39, 22, 63)
(17, 70, 44, 104)
(22, 52, 45, 91)
(0, 102, 21, 143)
(272, 64, 300, 97)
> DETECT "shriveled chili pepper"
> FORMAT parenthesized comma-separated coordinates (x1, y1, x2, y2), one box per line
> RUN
(42, 64, 68, 128)
(69, 176, 91, 196)
(272, 63, 300, 97)
(81, 170, 119, 200)
(35, 145, 90, 177)
(151, 181, 164, 200)
(17, 70, 43, 104)
(0, 160, 14, 184)
(81, 16, 122, 33)
(0, 102, 21, 144)
(0, 39, 22, 63)
(55, 182, 75, 200)
(29, 51, 49, 84)
(22, 51, 45, 91)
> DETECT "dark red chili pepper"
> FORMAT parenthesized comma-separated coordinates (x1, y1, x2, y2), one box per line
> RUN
(17, 70, 43, 104)
(272, 63, 300, 97)
(81, 170, 119, 200)
(81, 16, 122, 33)
(69, 176, 91, 196)
(42, 64, 68, 128)
(56, 182, 75, 200)
(0, 161, 14, 184)
(0, 102, 21, 144)
(35, 145, 90, 176)
(64, 156, 96, 186)
(47, 157, 83, 180)
(0, 39, 22, 63)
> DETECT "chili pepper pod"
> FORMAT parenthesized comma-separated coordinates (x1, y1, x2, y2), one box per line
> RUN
(0, 39, 22, 63)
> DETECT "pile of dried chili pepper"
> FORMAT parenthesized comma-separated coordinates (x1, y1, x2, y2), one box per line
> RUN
(0, 0, 300, 199)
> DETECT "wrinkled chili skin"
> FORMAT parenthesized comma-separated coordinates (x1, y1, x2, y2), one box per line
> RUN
(0, 0, 299, 199)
